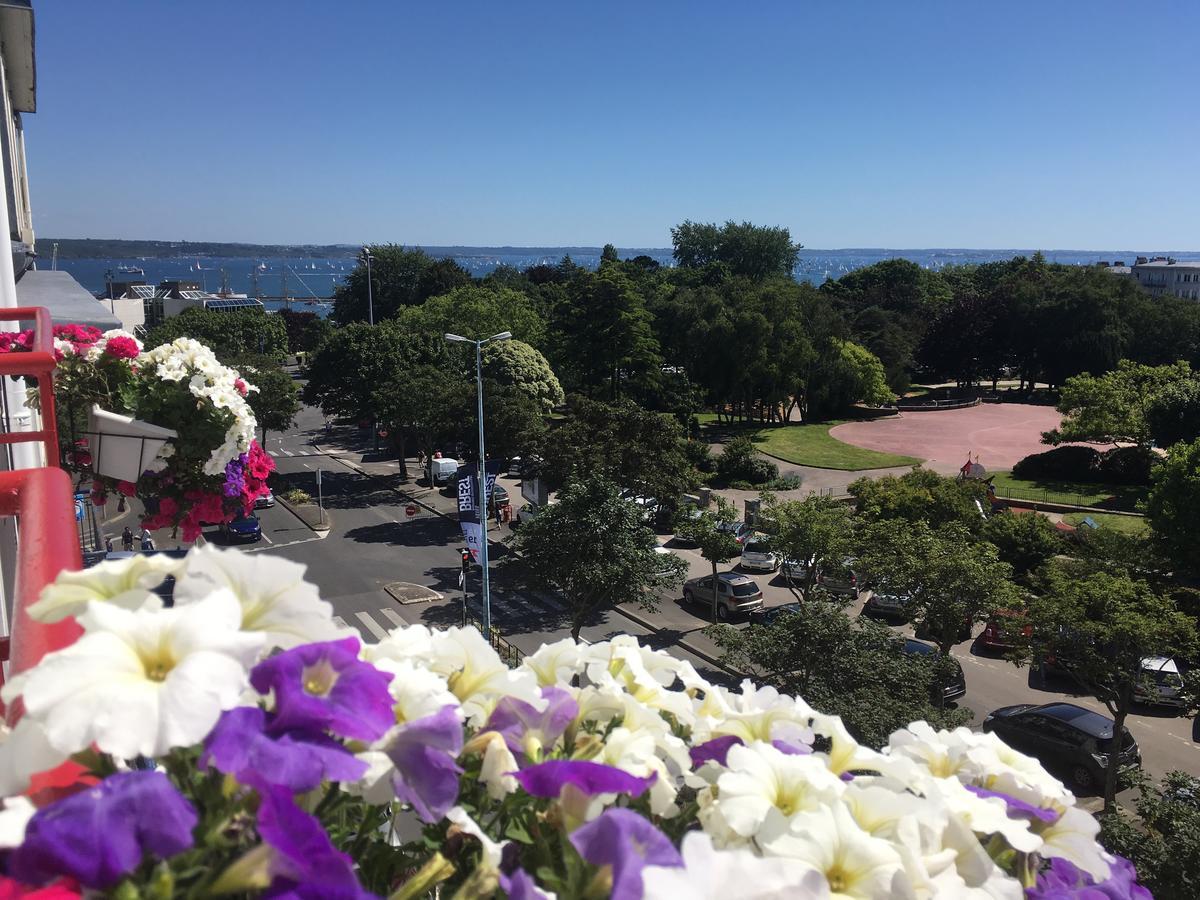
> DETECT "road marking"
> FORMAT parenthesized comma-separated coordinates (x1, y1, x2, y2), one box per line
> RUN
(354, 611, 389, 640)
(281, 449, 294, 457)
(268, 451, 278, 458)
(242, 534, 327, 552)
(378, 607, 407, 629)
(302, 463, 312, 470)
(259, 532, 273, 544)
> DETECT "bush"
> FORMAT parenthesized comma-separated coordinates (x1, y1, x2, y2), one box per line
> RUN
(1012, 445, 1102, 481)
(716, 435, 778, 485)
(1098, 446, 1155, 485)
(682, 439, 715, 474)
(765, 475, 803, 491)
(281, 488, 312, 505)
(1012, 445, 1154, 486)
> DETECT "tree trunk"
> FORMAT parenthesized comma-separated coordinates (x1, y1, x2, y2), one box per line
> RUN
(1104, 704, 1128, 812)
(260, 427, 268, 447)
(396, 432, 408, 480)
(571, 618, 583, 643)
(710, 559, 720, 625)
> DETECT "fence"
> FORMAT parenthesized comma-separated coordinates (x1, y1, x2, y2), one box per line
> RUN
(461, 613, 524, 667)
(990, 481, 1144, 514)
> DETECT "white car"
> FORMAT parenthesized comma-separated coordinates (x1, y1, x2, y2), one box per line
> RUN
(1134, 656, 1187, 710)
(254, 488, 275, 509)
(739, 539, 778, 573)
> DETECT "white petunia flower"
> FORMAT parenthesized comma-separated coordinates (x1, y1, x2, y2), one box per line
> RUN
(446, 806, 509, 871)
(364, 623, 436, 666)
(522, 638, 585, 687)
(4, 590, 263, 759)
(923, 776, 1041, 854)
(698, 680, 815, 748)
(173, 546, 349, 650)
(28, 553, 185, 623)
(0, 796, 36, 849)
(643, 829, 827, 899)
(703, 742, 845, 845)
(427, 627, 542, 725)
(477, 731, 520, 799)
(762, 803, 913, 899)
(0, 718, 67, 797)
(884, 722, 1000, 785)
(1036, 804, 1111, 883)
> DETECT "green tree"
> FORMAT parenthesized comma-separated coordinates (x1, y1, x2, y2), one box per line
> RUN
(374, 363, 473, 483)
(848, 468, 989, 532)
(227, 355, 301, 445)
(1045, 360, 1193, 449)
(759, 495, 856, 602)
(145, 307, 288, 362)
(1145, 376, 1200, 448)
(1100, 771, 1200, 899)
(980, 510, 1063, 577)
(399, 284, 547, 349)
(332, 244, 434, 325)
(715, 435, 778, 486)
(480, 339, 565, 412)
(674, 497, 741, 624)
(599, 243, 620, 265)
(1145, 438, 1200, 573)
(1023, 566, 1197, 809)
(541, 396, 697, 508)
(711, 602, 971, 748)
(670, 220, 801, 280)
(855, 520, 1018, 655)
(507, 477, 687, 641)
(415, 257, 472, 302)
(275, 309, 321, 353)
(807, 339, 893, 416)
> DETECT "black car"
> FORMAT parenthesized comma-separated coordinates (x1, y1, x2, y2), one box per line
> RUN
(982, 702, 1141, 791)
(901, 638, 966, 702)
(749, 602, 802, 627)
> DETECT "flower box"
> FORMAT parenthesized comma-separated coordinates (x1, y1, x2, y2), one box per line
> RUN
(85, 405, 177, 484)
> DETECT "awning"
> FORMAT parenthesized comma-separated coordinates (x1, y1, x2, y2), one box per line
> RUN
(15, 269, 120, 331)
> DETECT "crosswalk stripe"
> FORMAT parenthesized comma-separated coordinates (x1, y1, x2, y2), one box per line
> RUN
(378, 607, 407, 630)
(268, 450, 278, 458)
(332, 615, 348, 630)
(281, 449, 294, 457)
(354, 611, 389, 641)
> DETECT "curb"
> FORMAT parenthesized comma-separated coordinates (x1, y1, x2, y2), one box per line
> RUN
(274, 495, 331, 534)
(614, 603, 740, 675)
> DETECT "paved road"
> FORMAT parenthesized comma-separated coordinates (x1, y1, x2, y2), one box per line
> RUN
(251, 400, 1198, 790)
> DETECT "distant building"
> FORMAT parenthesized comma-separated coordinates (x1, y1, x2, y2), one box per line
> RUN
(1131, 257, 1200, 301)
(113, 279, 264, 329)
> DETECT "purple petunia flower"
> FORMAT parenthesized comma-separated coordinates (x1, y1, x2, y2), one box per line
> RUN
(511, 760, 656, 800)
(484, 686, 578, 761)
(254, 782, 377, 899)
(569, 808, 682, 900)
(9, 771, 197, 889)
(251, 637, 395, 742)
(386, 704, 464, 823)
(965, 784, 1060, 824)
(771, 738, 811, 756)
(202, 706, 366, 792)
(689, 735, 743, 769)
(1027, 855, 1151, 900)
(499, 867, 555, 900)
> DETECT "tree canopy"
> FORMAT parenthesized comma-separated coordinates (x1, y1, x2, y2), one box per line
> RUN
(481, 339, 564, 413)
(1045, 360, 1193, 449)
(670, 220, 801, 280)
(145, 307, 288, 363)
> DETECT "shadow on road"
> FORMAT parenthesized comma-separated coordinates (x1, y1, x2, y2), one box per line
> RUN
(344, 519, 457, 548)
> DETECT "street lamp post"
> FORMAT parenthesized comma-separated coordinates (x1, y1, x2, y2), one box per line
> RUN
(445, 330, 512, 634)
(361, 246, 378, 451)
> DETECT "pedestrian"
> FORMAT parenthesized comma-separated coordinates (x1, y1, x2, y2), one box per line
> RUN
(105, 536, 113, 553)
(121, 526, 134, 551)
(141, 534, 155, 551)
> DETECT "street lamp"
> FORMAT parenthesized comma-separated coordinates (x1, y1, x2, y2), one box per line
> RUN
(359, 246, 375, 326)
(445, 330, 512, 634)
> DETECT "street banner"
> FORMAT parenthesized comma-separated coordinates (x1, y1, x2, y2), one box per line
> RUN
(457, 460, 503, 561)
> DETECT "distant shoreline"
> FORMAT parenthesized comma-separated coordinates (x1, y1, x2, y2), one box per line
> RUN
(38, 238, 1200, 262)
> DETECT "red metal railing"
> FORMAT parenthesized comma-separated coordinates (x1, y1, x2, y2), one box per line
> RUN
(0, 306, 62, 464)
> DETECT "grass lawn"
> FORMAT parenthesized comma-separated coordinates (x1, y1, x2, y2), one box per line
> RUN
(1061, 511, 1149, 535)
(751, 421, 921, 470)
(989, 471, 1147, 512)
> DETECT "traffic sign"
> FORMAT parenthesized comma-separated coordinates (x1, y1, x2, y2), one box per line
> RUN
(405, 504, 418, 517)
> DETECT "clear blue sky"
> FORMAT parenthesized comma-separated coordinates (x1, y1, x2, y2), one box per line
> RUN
(25, 0, 1200, 249)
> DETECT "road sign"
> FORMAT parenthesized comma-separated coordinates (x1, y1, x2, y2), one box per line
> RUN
(315, 468, 322, 487)
(405, 504, 418, 517)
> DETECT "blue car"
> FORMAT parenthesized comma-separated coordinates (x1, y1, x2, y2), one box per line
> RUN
(221, 514, 262, 544)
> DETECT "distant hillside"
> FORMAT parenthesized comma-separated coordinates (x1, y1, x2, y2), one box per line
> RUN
(41, 239, 360, 260)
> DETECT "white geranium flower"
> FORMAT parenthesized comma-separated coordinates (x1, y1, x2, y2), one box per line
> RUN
(173, 546, 348, 649)
(705, 742, 845, 844)
(0, 718, 67, 797)
(1036, 804, 1111, 882)
(643, 830, 827, 899)
(0, 796, 35, 849)
(522, 638, 585, 686)
(4, 590, 263, 759)
(762, 803, 912, 899)
(28, 553, 185, 623)
(427, 626, 542, 724)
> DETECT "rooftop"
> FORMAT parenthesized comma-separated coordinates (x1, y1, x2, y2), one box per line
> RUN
(16, 269, 120, 331)
(1037, 702, 1114, 737)
(1134, 259, 1200, 269)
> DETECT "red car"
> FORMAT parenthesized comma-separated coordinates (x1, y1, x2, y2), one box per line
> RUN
(977, 610, 1031, 652)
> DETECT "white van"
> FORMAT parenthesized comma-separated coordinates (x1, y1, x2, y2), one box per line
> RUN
(430, 458, 459, 485)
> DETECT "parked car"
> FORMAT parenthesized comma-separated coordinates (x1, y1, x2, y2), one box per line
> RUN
(682, 572, 764, 621)
(740, 539, 779, 573)
(716, 521, 755, 546)
(255, 488, 275, 510)
(513, 502, 543, 527)
(901, 638, 966, 701)
(652, 546, 679, 578)
(221, 514, 262, 544)
(1134, 657, 1187, 710)
(863, 591, 909, 620)
(817, 561, 859, 597)
(487, 484, 510, 509)
(977, 610, 1031, 652)
(982, 702, 1141, 790)
(781, 555, 815, 583)
(430, 457, 459, 485)
(749, 602, 801, 627)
